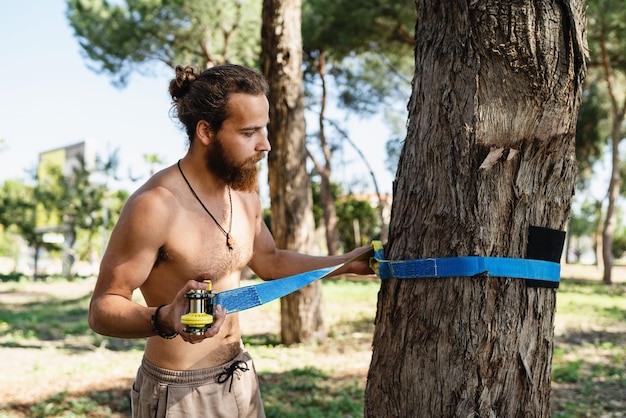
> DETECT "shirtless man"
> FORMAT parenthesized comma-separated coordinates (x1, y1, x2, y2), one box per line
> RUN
(88, 64, 373, 417)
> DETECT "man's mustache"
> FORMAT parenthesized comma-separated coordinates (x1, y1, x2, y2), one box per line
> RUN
(248, 153, 266, 165)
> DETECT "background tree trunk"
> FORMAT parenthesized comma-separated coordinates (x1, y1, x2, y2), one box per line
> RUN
(598, 32, 626, 285)
(365, 1, 587, 417)
(601, 123, 619, 284)
(261, 0, 325, 344)
(308, 51, 340, 255)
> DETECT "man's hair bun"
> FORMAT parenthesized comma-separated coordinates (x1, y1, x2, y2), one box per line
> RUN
(169, 65, 200, 101)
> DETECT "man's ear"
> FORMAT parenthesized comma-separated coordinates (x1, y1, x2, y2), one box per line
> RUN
(196, 120, 213, 146)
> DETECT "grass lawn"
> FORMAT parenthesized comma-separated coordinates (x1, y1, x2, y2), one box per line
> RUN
(0, 265, 624, 417)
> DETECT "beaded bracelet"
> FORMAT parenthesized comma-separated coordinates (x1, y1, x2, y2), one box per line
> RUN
(151, 304, 178, 339)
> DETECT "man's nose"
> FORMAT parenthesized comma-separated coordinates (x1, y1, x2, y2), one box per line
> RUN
(258, 131, 271, 152)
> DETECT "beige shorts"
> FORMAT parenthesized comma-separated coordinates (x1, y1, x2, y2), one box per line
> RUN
(131, 350, 265, 418)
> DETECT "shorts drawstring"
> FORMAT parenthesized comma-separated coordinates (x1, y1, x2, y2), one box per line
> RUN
(217, 360, 250, 392)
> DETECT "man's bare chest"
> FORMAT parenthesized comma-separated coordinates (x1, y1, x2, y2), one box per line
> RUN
(162, 215, 254, 279)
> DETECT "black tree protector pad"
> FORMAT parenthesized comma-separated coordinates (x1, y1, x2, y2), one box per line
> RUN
(525, 225, 565, 288)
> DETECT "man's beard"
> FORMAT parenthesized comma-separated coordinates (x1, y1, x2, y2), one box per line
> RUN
(205, 137, 264, 192)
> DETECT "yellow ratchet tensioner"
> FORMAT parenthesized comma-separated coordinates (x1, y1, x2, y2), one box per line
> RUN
(180, 280, 215, 334)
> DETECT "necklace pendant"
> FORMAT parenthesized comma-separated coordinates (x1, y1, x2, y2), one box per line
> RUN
(226, 234, 234, 251)
(178, 162, 234, 252)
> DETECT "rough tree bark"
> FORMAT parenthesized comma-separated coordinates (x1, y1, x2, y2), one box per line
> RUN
(261, 0, 325, 344)
(365, 1, 587, 417)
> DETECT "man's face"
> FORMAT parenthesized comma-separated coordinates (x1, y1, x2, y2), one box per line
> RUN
(204, 93, 270, 192)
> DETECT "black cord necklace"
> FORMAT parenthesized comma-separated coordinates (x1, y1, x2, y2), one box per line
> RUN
(177, 160, 234, 251)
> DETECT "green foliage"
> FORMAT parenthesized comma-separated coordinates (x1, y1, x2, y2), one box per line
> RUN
(330, 51, 413, 116)
(310, 177, 338, 227)
(585, 0, 626, 184)
(311, 178, 380, 250)
(0, 180, 37, 247)
(587, 0, 626, 72)
(302, 0, 415, 58)
(569, 199, 601, 238)
(612, 226, 626, 259)
(35, 152, 129, 276)
(620, 152, 626, 195)
(575, 80, 610, 186)
(66, 0, 262, 86)
(335, 194, 379, 248)
(0, 150, 128, 277)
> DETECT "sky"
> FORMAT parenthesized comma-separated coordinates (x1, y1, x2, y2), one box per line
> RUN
(0, 1, 396, 199)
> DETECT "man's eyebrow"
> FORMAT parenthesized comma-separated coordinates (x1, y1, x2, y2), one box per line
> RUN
(239, 122, 269, 131)
(239, 125, 263, 131)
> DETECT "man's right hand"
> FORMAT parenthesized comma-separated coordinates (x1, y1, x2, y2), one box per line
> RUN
(160, 280, 227, 344)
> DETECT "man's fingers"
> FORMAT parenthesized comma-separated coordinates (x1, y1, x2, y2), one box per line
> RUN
(204, 305, 226, 338)
(179, 305, 225, 342)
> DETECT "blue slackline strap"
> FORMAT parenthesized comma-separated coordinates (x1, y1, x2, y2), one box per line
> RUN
(215, 265, 338, 314)
(215, 248, 374, 314)
(214, 240, 560, 314)
(370, 241, 560, 283)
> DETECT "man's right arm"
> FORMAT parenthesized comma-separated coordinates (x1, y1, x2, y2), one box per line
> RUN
(89, 187, 227, 341)
(88, 189, 171, 338)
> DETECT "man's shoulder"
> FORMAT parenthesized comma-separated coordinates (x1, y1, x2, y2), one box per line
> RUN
(125, 170, 182, 217)
(234, 189, 262, 210)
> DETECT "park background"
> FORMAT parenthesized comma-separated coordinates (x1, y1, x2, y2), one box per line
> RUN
(0, 1, 394, 196)
(0, 1, 625, 417)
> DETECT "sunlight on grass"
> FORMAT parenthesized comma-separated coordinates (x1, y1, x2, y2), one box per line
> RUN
(551, 279, 626, 417)
(261, 367, 365, 418)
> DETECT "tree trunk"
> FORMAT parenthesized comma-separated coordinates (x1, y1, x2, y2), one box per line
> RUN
(601, 124, 619, 284)
(316, 52, 340, 256)
(308, 51, 340, 255)
(598, 32, 626, 285)
(596, 201, 604, 269)
(33, 241, 40, 281)
(261, 0, 325, 345)
(365, 1, 587, 417)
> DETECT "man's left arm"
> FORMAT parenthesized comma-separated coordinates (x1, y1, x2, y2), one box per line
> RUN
(248, 220, 373, 280)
